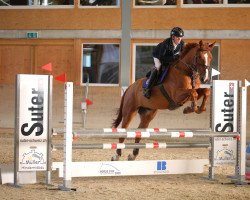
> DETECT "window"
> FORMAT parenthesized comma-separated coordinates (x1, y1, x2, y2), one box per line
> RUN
(133, 44, 155, 82)
(80, 0, 119, 6)
(0, 0, 73, 6)
(183, 0, 223, 3)
(134, 0, 176, 6)
(82, 44, 120, 85)
(133, 43, 220, 82)
(183, 0, 250, 3)
(182, 0, 250, 6)
(228, 0, 250, 3)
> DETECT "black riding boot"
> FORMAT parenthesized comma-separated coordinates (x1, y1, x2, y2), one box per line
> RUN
(143, 68, 158, 99)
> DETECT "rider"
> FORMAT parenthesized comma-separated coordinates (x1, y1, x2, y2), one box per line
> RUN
(143, 27, 185, 99)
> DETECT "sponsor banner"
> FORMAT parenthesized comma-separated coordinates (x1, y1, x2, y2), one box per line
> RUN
(212, 80, 238, 132)
(213, 137, 237, 166)
(53, 159, 209, 177)
(17, 75, 50, 171)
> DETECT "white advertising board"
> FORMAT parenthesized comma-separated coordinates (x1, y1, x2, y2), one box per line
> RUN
(16, 75, 51, 171)
(212, 80, 238, 132)
(213, 137, 237, 166)
(53, 159, 209, 177)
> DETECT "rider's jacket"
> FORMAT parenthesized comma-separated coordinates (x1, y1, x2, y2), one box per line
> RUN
(153, 38, 185, 67)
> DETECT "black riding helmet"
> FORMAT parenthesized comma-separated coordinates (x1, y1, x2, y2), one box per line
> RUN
(170, 27, 184, 37)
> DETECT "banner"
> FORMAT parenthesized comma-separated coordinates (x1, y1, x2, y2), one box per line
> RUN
(16, 74, 51, 171)
(212, 80, 238, 132)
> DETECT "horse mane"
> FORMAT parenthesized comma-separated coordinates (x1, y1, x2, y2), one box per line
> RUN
(180, 42, 199, 59)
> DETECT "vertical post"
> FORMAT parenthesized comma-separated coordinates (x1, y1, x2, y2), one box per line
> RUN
(208, 137, 215, 180)
(14, 75, 21, 187)
(82, 73, 89, 128)
(59, 82, 74, 191)
(234, 83, 241, 179)
(208, 84, 214, 180)
(239, 86, 247, 182)
(121, 0, 131, 87)
(46, 76, 53, 185)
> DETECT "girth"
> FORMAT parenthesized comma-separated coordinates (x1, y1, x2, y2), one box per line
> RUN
(158, 84, 183, 110)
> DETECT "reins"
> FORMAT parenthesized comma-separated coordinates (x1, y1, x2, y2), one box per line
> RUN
(174, 49, 209, 88)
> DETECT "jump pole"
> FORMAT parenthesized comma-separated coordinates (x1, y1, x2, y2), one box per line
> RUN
(53, 142, 210, 150)
(53, 128, 239, 138)
(62, 131, 239, 139)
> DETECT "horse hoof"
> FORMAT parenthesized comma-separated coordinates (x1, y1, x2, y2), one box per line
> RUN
(195, 106, 206, 114)
(128, 154, 136, 161)
(195, 110, 203, 114)
(111, 155, 120, 161)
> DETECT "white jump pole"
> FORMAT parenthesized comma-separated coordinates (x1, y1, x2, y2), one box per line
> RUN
(230, 81, 248, 184)
(59, 82, 74, 191)
(239, 84, 247, 182)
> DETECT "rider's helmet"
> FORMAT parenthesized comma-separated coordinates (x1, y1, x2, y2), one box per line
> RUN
(170, 27, 184, 37)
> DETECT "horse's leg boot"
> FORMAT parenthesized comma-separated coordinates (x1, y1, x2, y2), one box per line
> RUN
(143, 68, 158, 99)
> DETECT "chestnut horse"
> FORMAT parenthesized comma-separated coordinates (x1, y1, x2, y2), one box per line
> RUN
(111, 40, 215, 161)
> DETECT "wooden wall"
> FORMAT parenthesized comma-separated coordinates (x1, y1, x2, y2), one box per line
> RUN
(0, 38, 249, 130)
(220, 40, 250, 80)
(0, 8, 121, 30)
(0, 39, 75, 84)
(0, 45, 31, 84)
(132, 7, 250, 30)
(1, 2, 249, 30)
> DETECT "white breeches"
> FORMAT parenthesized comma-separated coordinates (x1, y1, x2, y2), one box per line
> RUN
(153, 57, 161, 70)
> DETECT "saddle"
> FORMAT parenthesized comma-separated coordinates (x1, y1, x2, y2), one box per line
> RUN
(143, 65, 182, 110)
(143, 66, 169, 88)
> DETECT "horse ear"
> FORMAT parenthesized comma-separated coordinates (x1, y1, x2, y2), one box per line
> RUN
(209, 42, 216, 50)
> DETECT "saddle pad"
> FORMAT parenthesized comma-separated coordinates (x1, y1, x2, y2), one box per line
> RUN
(142, 67, 169, 89)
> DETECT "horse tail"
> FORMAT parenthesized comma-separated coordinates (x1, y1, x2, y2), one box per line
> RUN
(112, 87, 128, 128)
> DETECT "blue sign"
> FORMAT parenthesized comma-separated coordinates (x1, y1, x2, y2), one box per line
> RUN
(157, 161, 167, 171)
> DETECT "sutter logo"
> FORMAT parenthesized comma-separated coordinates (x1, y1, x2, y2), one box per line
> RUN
(215, 82, 235, 132)
(21, 88, 44, 136)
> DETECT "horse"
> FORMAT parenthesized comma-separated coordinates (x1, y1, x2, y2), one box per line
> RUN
(111, 40, 216, 161)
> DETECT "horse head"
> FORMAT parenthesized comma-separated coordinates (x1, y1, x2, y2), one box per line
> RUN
(179, 41, 215, 84)
(195, 40, 216, 83)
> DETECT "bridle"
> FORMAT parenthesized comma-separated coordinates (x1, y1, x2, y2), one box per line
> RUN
(178, 49, 210, 88)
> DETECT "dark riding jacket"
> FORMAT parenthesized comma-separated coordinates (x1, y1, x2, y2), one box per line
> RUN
(153, 38, 185, 67)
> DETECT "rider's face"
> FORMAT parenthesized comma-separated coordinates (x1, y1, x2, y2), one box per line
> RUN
(172, 36, 183, 45)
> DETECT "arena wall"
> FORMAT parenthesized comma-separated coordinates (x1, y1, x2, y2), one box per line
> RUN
(0, 38, 249, 132)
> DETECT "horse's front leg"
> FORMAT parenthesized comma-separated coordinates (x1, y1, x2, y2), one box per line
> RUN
(183, 89, 199, 114)
(111, 107, 137, 161)
(128, 138, 141, 161)
(111, 138, 125, 161)
(196, 88, 211, 114)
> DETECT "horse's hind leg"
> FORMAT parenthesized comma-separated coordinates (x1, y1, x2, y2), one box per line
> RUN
(111, 109, 137, 161)
(128, 108, 157, 161)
